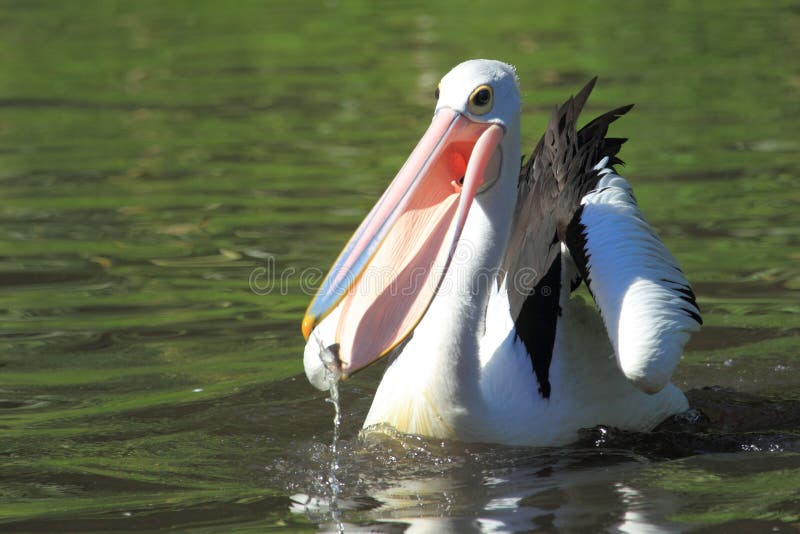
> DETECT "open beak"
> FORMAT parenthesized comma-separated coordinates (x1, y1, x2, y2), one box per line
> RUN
(302, 108, 504, 377)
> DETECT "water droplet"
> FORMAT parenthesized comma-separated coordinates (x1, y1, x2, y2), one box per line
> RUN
(314, 333, 344, 533)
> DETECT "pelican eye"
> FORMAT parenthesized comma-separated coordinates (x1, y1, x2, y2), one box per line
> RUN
(434, 85, 440, 100)
(468, 85, 493, 115)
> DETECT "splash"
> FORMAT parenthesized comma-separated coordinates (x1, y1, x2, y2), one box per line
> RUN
(318, 336, 344, 533)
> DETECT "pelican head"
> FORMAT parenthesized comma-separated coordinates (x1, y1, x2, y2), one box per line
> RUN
(303, 60, 521, 387)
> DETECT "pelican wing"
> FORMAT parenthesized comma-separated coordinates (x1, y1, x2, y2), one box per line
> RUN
(565, 170, 702, 393)
(502, 78, 630, 317)
(502, 78, 701, 395)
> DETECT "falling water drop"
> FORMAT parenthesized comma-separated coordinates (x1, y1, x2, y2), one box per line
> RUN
(316, 336, 344, 533)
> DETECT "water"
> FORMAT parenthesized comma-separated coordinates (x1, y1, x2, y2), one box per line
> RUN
(290, 365, 343, 534)
(324, 379, 343, 534)
(294, 337, 344, 533)
(1, 0, 799, 531)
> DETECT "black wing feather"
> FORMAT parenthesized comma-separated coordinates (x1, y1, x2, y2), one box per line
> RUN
(502, 78, 634, 396)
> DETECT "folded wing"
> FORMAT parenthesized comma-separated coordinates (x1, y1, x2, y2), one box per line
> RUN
(566, 167, 702, 392)
(502, 78, 701, 396)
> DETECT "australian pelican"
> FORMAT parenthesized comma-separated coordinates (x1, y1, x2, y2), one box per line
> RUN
(301, 59, 701, 446)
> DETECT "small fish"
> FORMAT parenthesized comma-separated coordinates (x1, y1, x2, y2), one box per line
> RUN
(305, 333, 341, 390)
(319, 343, 342, 380)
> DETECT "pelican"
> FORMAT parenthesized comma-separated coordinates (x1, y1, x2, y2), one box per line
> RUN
(301, 59, 701, 446)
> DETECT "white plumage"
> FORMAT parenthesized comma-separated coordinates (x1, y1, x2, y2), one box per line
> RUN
(578, 162, 701, 393)
(302, 60, 700, 447)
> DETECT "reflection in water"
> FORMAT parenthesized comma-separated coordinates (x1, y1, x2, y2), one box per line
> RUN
(284, 414, 800, 531)
(284, 430, 682, 532)
(279, 385, 800, 531)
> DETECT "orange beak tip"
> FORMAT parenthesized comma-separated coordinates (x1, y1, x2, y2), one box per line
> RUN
(301, 315, 315, 340)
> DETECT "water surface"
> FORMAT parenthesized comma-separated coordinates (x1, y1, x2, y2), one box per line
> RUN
(1, 1, 799, 531)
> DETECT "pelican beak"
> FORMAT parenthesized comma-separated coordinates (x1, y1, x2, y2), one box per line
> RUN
(302, 108, 504, 377)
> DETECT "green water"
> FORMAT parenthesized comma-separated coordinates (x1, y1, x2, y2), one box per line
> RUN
(1, 1, 799, 531)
